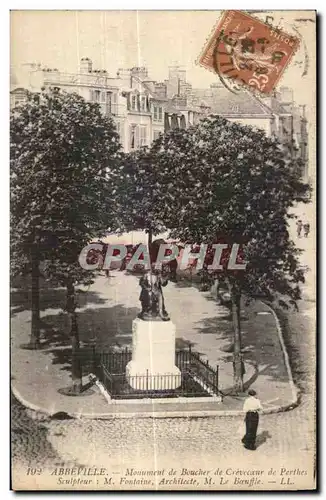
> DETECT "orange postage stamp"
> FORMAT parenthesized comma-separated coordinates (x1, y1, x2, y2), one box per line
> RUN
(198, 10, 300, 94)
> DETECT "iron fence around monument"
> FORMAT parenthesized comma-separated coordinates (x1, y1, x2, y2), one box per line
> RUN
(79, 344, 220, 399)
(96, 349, 132, 374)
(95, 365, 212, 399)
(176, 346, 219, 396)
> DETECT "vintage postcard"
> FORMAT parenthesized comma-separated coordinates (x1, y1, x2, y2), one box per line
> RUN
(10, 10, 316, 491)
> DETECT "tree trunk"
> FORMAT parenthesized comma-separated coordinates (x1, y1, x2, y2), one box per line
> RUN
(29, 248, 40, 348)
(148, 228, 153, 247)
(231, 288, 244, 393)
(148, 228, 153, 271)
(66, 282, 82, 393)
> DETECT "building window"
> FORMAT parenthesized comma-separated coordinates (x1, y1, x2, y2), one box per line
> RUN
(90, 89, 101, 103)
(12, 90, 27, 108)
(115, 121, 122, 141)
(139, 125, 147, 147)
(188, 111, 193, 126)
(130, 125, 136, 149)
(129, 94, 148, 112)
(112, 93, 118, 114)
(90, 90, 117, 116)
(131, 95, 137, 111)
(129, 124, 147, 149)
(153, 106, 163, 121)
(106, 93, 112, 115)
(140, 96, 147, 111)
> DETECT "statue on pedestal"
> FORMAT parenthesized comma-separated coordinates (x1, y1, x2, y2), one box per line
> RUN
(138, 268, 170, 321)
(127, 262, 181, 391)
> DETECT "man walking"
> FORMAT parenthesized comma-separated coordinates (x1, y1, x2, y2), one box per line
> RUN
(296, 219, 303, 238)
(242, 389, 263, 450)
(303, 221, 310, 238)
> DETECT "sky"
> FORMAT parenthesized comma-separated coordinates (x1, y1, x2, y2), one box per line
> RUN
(11, 10, 316, 101)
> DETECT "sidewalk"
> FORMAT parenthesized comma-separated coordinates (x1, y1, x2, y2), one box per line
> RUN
(11, 272, 297, 418)
(289, 202, 316, 300)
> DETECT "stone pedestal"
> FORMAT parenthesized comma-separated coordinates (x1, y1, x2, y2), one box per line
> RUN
(126, 318, 181, 390)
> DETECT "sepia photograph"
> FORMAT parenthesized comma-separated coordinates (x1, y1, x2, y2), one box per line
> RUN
(10, 9, 316, 491)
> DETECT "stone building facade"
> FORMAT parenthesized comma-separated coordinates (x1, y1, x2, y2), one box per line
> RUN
(10, 59, 309, 180)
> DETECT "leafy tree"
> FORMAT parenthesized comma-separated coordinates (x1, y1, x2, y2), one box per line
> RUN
(43, 259, 95, 394)
(11, 88, 122, 391)
(119, 148, 167, 248)
(148, 115, 310, 392)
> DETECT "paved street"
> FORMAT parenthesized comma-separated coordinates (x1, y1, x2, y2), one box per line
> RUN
(12, 385, 314, 490)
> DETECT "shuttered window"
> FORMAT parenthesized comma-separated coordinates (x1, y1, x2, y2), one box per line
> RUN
(153, 106, 163, 121)
(139, 125, 147, 147)
(129, 124, 147, 149)
(131, 95, 137, 110)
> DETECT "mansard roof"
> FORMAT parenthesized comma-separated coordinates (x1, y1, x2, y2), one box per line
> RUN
(131, 75, 168, 101)
(190, 86, 274, 117)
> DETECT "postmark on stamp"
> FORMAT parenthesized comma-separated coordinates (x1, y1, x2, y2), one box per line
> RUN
(198, 10, 300, 94)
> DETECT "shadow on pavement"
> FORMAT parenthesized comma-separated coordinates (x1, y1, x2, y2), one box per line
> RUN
(10, 284, 106, 317)
(39, 304, 139, 374)
(192, 299, 290, 385)
(39, 303, 197, 376)
(256, 430, 272, 449)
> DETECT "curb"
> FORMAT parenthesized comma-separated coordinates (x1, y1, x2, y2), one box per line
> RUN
(11, 385, 51, 419)
(12, 301, 299, 420)
(12, 386, 298, 420)
(262, 301, 299, 406)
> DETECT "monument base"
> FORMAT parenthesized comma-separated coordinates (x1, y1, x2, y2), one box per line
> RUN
(126, 318, 181, 390)
(126, 361, 181, 390)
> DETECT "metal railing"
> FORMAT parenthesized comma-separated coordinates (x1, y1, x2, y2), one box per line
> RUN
(96, 349, 132, 374)
(95, 369, 210, 399)
(176, 346, 219, 396)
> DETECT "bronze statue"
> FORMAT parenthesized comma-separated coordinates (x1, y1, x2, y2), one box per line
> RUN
(138, 269, 170, 321)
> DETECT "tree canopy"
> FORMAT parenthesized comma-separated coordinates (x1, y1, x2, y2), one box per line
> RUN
(130, 115, 311, 391)
(11, 87, 122, 276)
(11, 87, 123, 354)
(148, 115, 310, 306)
(118, 147, 167, 243)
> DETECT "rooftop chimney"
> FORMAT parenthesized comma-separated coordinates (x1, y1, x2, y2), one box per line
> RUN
(131, 66, 149, 80)
(210, 82, 224, 90)
(278, 86, 294, 104)
(80, 58, 92, 74)
(154, 82, 167, 98)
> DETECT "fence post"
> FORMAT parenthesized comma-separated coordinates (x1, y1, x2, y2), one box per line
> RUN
(146, 369, 149, 391)
(92, 343, 96, 376)
(124, 346, 128, 373)
(216, 365, 219, 393)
